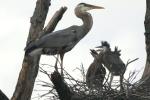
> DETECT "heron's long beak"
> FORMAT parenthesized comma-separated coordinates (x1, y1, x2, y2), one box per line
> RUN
(90, 49, 94, 54)
(86, 4, 104, 10)
(95, 46, 103, 48)
(90, 49, 98, 55)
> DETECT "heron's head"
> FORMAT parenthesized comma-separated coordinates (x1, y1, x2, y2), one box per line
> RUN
(96, 41, 111, 52)
(76, 3, 104, 12)
(90, 49, 98, 58)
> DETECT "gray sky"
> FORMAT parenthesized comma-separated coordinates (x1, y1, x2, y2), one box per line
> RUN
(0, 0, 146, 98)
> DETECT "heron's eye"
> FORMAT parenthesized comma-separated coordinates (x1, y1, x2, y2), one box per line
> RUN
(71, 29, 76, 33)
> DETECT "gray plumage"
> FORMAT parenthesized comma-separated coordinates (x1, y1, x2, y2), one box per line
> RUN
(102, 50, 125, 76)
(98, 41, 125, 90)
(86, 49, 106, 89)
(25, 3, 104, 76)
(25, 25, 84, 55)
(25, 3, 104, 56)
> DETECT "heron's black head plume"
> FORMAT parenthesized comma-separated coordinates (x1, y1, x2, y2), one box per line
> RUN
(101, 41, 110, 48)
(95, 41, 110, 50)
(78, 3, 86, 6)
(114, 46, 121, 56)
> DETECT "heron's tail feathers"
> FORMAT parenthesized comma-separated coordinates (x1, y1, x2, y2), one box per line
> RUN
(24, 42, 37, 55)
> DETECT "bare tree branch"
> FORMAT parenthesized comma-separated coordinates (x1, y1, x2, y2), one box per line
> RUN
(11, 0, 68, 99)
(37, 7, 67, 39)
(0, 90, 9, 100)
(142, 0, 150, 84)
(125, 58, 139, 68)
(42, 7, 67, 35)
(50, 71, 73, 100)
(11, 0, 51, 100)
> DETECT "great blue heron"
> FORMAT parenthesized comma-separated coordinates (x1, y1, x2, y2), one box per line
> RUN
(24, 3, 104, 76)
(86, 49, 106, 89)
(97, 41, 125, 90)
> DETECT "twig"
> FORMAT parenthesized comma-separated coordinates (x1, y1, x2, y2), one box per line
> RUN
(126, 58, 139, 68)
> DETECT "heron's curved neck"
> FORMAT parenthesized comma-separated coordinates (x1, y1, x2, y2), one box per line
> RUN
(75, 10, 93, 33)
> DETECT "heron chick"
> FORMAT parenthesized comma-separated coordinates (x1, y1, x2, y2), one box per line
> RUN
(97, 41, 125, 90)
(86, 49, 106, 89)
(25, 3, 104, 76)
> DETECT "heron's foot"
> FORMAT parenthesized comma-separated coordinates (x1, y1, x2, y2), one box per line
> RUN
(54, 56, 59, 72)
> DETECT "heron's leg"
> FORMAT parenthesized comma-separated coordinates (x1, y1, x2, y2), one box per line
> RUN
(109, 74, 113, 87)
(120, 74, 124, 91)
(60, 53, 64, 77)
(54, 54, 59, 72)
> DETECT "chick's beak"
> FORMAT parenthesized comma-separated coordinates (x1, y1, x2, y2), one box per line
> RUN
(95, 46, 103, 48)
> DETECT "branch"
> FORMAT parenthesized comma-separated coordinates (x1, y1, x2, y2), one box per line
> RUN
(125, 58, 139, 68)
(26, 0, 51, 45)
(38, 7, 67, 38)
(0, 90, 9, 100)
(44, 7, 67, 34)
(50, 71, 73, 100)
(11, 1, 67, 100)
(11, 0, 51, 100)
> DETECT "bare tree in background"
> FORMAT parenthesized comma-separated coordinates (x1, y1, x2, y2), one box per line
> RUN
(142, 0, 150, 83)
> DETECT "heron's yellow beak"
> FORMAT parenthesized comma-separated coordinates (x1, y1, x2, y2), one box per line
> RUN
(86, 4, 104, 10)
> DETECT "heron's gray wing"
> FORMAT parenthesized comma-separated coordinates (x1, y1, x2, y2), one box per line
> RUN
(35, 25, 81, 48)
(25, 25, 82, 53)
(100, 51, 125, 75)
(105, 54, 124, 65)
(103, 53, 125, 72)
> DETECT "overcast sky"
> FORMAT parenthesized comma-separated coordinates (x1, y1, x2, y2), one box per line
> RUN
(0, 0, 146, 98)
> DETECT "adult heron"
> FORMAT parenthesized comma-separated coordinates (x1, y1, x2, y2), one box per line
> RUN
(25, 3, 104, 76)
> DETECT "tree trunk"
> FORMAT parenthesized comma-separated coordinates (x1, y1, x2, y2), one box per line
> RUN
(11, 0, 51, 99)
(142, 0, 150, 84)
(51, 71, 73, 100)
(51, 71, 84, 100)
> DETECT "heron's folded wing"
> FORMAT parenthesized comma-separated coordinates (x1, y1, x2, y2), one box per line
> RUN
(36, 26, 80, 48)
